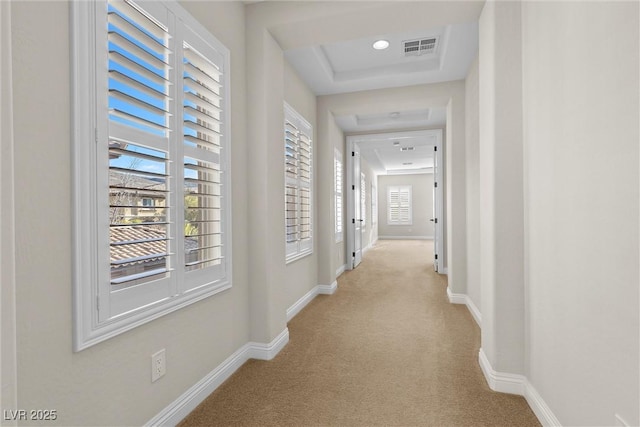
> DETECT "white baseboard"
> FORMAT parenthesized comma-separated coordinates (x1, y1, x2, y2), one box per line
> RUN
(524, 378, 563, 426)
(247, 328, 290, 361)
(286, 287, 318, 322)
(478, 348, 526, 395)
(146, 328, 289, 427)
(378, 235, 433, 240)
(440, 267, 448, 274)
(286, 281, 338, 322)
(318, 280, 338, 295)
(336, 264, 346, 277)
(478, 349, 561, 427)
(446, 287, 482, 327)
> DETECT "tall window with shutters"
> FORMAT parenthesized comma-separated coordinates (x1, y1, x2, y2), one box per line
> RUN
(71, 0, 231, 350)
(387, 186, 412, 225)
(334, 148, 343, 243)
(284, 103, 313, 263)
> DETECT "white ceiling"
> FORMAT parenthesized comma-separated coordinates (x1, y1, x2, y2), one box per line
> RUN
(284, 22, 478, 96)
(267, 1, 480, 174)
(334, 107, 447, 134)
(351, 130, 440, 176)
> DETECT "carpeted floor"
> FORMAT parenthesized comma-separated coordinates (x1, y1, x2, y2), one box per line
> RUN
(180, 240, 540, 426)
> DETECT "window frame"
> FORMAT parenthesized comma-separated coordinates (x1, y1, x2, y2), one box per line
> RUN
(387, 185, 412, 225)
(284, 103, 313, 263)
(71, 0, 232, 351)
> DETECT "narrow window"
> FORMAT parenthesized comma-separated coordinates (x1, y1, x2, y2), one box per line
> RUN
(284, 103, 313, 263)
(387, 185, 412, 225)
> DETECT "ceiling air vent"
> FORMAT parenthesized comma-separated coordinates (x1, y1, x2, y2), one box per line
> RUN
(403, 37, 438, 56)
(400, 147, 415, 151)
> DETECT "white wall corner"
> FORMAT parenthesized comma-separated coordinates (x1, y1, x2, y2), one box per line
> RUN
(336, 264, 346, 277)
(317, 280, 338, 295)
(440, 267, 448, 274)
(478, 348, 526, 395)
(286, 287, 318, 322)
(286, 282, 338, 323)
(446, 287, 481, 327)
(478, 348, 561, 426)
(247, 328, 290, 361)
(524, 381, 563, 427)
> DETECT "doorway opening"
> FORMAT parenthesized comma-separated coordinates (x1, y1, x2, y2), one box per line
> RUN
(346, 130, 444, 272)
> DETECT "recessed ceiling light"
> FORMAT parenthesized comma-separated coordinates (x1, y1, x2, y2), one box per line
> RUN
(389, 111, 400, 119)
(372, 39, 390, 50)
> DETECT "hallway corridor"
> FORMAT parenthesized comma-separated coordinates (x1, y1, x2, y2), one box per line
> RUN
(181, 240, 539, 426)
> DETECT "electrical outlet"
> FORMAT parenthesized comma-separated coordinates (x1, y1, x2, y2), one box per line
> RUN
(151, 349, 166, 382)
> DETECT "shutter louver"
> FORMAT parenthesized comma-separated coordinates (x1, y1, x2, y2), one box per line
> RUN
(107, 0, 172, 286)
(107, 0, 171, 138)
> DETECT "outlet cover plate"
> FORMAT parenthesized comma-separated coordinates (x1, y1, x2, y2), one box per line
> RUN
(151, 349, 166, 382)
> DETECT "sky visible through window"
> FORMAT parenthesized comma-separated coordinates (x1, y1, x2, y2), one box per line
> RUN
(107, 2, 201, 182)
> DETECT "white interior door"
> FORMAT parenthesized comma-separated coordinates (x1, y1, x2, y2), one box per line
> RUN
(432, 137, 444, 272)
(352, 143, 362, 268)
(346, 138, 363, 270)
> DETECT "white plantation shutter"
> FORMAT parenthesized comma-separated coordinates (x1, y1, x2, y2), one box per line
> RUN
(180, 30, 227, 291)
(72, 0, 231, 350)
(387, 186, 412, 225)
(103, 0, 174, 318)
(334, 148, 343, 242)
(284, 104, 313, 262)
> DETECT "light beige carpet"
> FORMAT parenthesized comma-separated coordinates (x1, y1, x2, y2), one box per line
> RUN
(180, 240, 540, 426)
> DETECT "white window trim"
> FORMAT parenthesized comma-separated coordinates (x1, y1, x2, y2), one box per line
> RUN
(71, 0, 232, 351)
(334, 148, 343, 243)
(387, 185, 412, 225)
(284, 102, 313, 264)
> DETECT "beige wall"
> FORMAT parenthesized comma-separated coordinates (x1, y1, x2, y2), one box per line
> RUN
(464, 57, 480, 313)
(479, 0, 525, 375)
(1, 0, 18, 415)
(11, 1, 250, 425)
(377, 174, 434, 239)
(522, 1, 639, 425)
